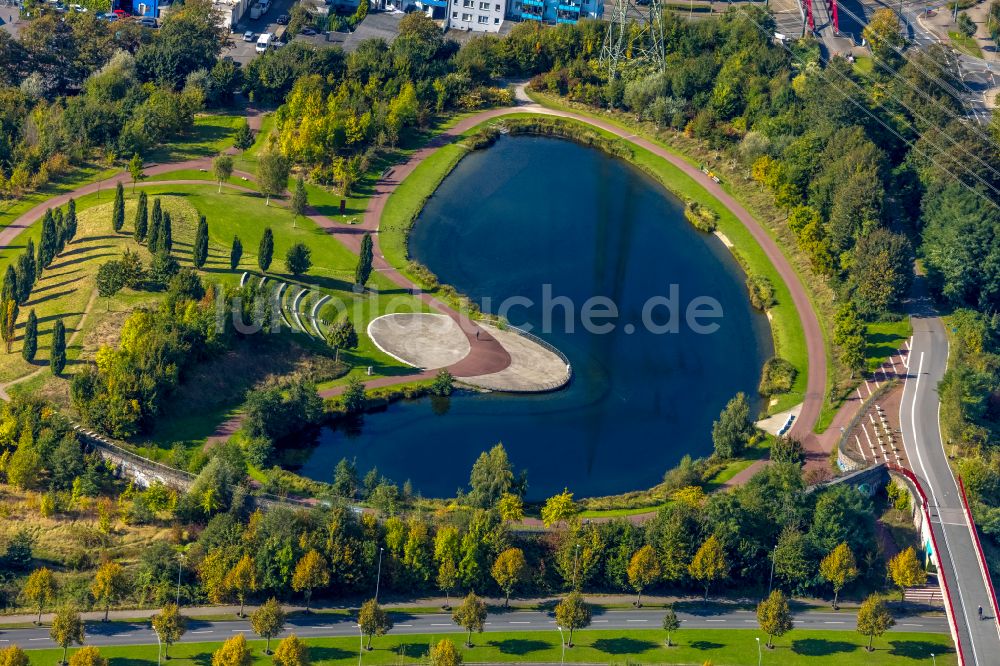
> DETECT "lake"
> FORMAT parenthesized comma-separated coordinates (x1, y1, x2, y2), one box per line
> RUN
(295, 135, 772, 499)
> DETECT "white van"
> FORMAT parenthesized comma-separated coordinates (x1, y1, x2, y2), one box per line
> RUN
(255, 32, 272, 53)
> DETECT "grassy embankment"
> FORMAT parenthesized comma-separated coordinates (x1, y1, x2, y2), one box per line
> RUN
(18, 629, 955, 666)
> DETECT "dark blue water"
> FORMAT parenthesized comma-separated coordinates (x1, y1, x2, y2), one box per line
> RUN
(298, 136, 772, 499)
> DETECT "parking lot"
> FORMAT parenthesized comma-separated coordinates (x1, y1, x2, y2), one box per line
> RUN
(221, 0, 298, 65)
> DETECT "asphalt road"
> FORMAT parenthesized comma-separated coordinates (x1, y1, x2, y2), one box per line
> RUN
(0, 609, 949, 649)
(899, 284, 1000, 663)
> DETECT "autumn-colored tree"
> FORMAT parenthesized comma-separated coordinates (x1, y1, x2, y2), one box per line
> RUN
(224, 554, 257, 617)
(0, 645, 29, 666)
(272, 634, 310, 666)
(627, 544, 661, 608)
(756, 590, 793, 649)
(50, 607, 84, 665)
(452, 591, 487, 647)
(554, 591, 591, 647)
(856, 593, 895, 651)
(497, 492, 525, 522)
(888, 547, 927, 601)
(358, 599, 392, 650)
(0, 297, 18, 354)
(688, 535, 727, 600)
(68, 646, 107, 666)
(211, 634, 252, 666)
(862, 8, 904, 59)
(819, 542, 858, 610)
(438, 559, 459, 609)
(151, 604, 187, 659)
(250, 597, 285, 654)
(429, 639, 462, 666)
(541, 488, 577, 527)
(21, 567, 57, 624)
(291, 550, 330, 612)
(91, 561, 129, 622)
(491, 548, 526, 608)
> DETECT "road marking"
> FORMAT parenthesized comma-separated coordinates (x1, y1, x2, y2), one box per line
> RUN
(191, 631, 214, 634)
(509, 621, 530, 624)
(626, 619, 648, 623)
(824, 621, 846, 624)
(397, 624, 412, 627)
(28, 638, 48, 642)
(231, 629, 249, 632)
(113, 633, 131, 637)
(431, 624, 450, 626)
(592, 620, 608, 623)
(705, 619, 726, 623)
(901, 623, 924, 627)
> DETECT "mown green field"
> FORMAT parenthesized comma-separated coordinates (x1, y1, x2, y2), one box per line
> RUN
(19, 628, 955, 666)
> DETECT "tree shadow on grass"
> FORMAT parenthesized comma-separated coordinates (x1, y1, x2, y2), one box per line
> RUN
(308, 646, 355, 661)
(108, 658, 157, 666)
(887, 639, 953, 658)
(791, 638, 856, 656)
(689, 641, 725, 651)
(592, 638, 658, 655)
(488, 639, 550, 655)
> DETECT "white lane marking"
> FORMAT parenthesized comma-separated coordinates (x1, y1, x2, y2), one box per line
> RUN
(824, 621, 846, 624)
(29, 638, 48, 641)
(397, 624, 412, 627)
(509, 621, 530, 624)
(231, 629, 249, 632)
(901, 623, 924, 627)
(191, 631, 214, 634)
(113, 633, 131, 637)
(592, 620, 608, 623)
(705, 619, 726, 623)
(625, 619, 648, 623)
(431, 624, 450, 626)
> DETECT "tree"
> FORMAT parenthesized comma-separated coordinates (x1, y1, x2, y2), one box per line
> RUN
(225, 554, 257, 618)
(96, 261, 125, 310)
(21, 309, 37, 362)
(21, 567, 57, 624)
(230, 236, 243, 270)
(497, 492, 524, 522)
(712, 392, 753, 458)
(272, 635, 309, 666)
(862, 8, 904, 59)
(662, 606, 680, 647)
(819, 542, 858, 610)
(257, 149, 289, 205)
(91, 561, 129, 622)
(887, 547, 927, 600)
(429, 639, 462, 666)
(151, 604, 187, 659)
(2, 265, 17, 304)
(627, 544, 661, 607)
(541, 488, 577, 528)
(325, 319, 358, 363)
(848, 229, 912, 316)
(193, 216, 209, 269)
(491, 548, 526, 607)
(50, 607, 84, 665)
(0, 298, 17, 354)
(958, 11, 977, 38)
(68, 647, 106, 666)
(468, 443, 515, 508)
(437, 559, 459, 608)
(213, 154, 234, 194)
(688, 535, 727, 600)
(554, 592, 591, 647)
(0, 645, 29, 666)
(234, 119, 254, 152)
(160, 212, 173, 254)
(134, 192, 148, 243)
(112, 182, 125, 233)
(291, 550, 329, 612)
(148, 198, 162, 252)
(452, 591, 487, 647)
(291, 175, 307, 227)
(64, 200, 77, 245)
(128, 153, 145, 193)
(856, 593, 894, 652)
(250, 598, 285, 654)
(258, 228, 274, 273)
(342, 377, 366, 414)
(212, 634, 252, 666)
(756, 590, 793, 649)
(285, 243, 311, 277)
(354, 233, 373, 289)
(358, 599, 392, 650)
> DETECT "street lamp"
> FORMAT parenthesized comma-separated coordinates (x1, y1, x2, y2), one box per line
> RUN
(357, 624, 364, 666)
(931, 653, 936, 666)
(556, 625, 565, 665)
(755, 637, 762, 666)
(374, 547, 384, 602)
(175, 553, 186, 607)
(153, 625, 162, 666)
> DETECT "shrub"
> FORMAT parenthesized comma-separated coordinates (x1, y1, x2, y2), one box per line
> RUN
(759, 357, 797, 395)
(684, 201, 718, 233)
(746, 274, 776, 310)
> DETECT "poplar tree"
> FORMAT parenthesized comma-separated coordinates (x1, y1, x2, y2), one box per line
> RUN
(112, 181, 125, 232)
(258, 228, 273, 273)
(39, 210, 57, 267)
(148, 198, 162, 252)
(193, 216, 209, 269)
(65, 199, 77, 243)
(230, 235, 243, 270)
(355, 233, 373, 288)
(161, 212, 172, 254)
(134, 191, 148, 243)
(22, 309, 37, 362)
(50, 319, 66, 375)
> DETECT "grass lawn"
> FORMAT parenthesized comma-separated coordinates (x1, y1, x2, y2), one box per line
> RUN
(19, 629, 955, 665)
(380, 111, 808, 415)
(147, 113, 245, 163)
(852, 56, 874, 76)
(865, 319, 912, 373)
(948, 31, 984, 58)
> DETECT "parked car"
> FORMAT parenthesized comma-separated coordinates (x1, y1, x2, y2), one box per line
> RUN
(112, 8, 127, 16)
(138, 16, 157, 27)
(276, 12, 289, 24)
(300, 26, 315, 35)
(243, 29, 255, 41)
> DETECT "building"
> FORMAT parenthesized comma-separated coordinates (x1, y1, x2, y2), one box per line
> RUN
(447, 0, 504, 32)
(506, 0, 602, 24)
(213, 0, 252, 30)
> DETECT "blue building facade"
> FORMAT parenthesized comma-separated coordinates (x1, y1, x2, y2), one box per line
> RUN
(508, 0, 600, 24)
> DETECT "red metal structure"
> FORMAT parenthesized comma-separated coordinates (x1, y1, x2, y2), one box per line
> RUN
(829, 0, 839, 33)
(805, 0, 814, 31)
(958, 475, 1000, 633)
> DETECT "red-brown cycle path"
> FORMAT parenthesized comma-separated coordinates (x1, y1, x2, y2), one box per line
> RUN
(0, 100, 830, 497)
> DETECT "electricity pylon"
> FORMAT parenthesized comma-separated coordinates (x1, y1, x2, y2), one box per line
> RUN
(599, 0, 667, 78)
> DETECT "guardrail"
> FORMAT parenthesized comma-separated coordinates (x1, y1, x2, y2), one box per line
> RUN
(888, 463, 967, 666)
(957, 475, 1000, 640)
(498, 324, 573, 392)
